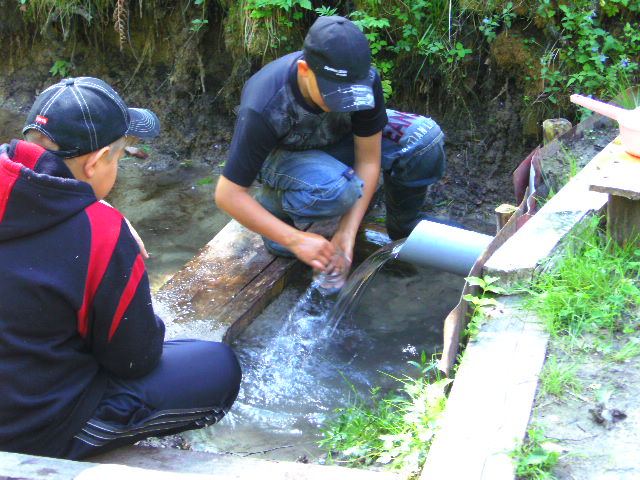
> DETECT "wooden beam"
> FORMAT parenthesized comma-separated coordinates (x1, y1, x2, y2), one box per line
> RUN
(422, 298, 549, 480)
(156, 218, 387, 344)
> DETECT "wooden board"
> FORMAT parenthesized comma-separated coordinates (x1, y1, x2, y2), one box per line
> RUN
(422, 297, 549, 480)
(155, 218, 385, 344)
(589, 139, 640, 201)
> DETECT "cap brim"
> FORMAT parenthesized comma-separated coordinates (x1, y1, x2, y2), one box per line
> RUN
(317, 66, 376, 113)
(127, 108, 160, 138)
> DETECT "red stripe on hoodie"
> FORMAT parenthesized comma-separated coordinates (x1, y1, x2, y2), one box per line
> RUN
(77, 202, 122, 338)
(14, 141, 46, 171)
(109, 254, 145, 342)
(0, 142, 46, 223)
(0, 155, 22, 223)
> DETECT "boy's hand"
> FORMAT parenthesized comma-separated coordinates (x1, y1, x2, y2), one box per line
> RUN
(99, 200, 149, 259)
(331, 229, 355, 268)
(289, 231, 334, 271)
(125, 217, 149, 259)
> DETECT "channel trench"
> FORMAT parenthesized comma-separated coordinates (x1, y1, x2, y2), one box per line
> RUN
(0, 109, 622, 479)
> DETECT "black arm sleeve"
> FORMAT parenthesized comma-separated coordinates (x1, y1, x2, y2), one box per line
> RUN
(350, 70, 388, 137)
(222, 108, 279, 187)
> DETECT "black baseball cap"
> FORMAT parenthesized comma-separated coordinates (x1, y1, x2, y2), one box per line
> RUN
(303, 15, 376, 112)
(23, 77, 160, 159)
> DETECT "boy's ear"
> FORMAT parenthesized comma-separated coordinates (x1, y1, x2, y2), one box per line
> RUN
(82, 145, 111, 179)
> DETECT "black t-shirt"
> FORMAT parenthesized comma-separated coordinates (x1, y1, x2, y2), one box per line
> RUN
(222, 51, 388, 187)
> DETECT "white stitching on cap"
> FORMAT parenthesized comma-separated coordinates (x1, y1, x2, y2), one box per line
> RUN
(39, 86, 67, 115)
(82, 79, 128, 124)
(74, 85, 99, 149)
(129, 108, 155, 133)
(70, 85, 98, 150)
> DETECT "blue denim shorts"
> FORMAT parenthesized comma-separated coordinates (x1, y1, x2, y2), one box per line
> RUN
(258, 109, 446, 222)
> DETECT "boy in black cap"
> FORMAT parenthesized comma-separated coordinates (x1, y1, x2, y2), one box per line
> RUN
(215, 15, 446, 275)
(0, 77, 241, 459)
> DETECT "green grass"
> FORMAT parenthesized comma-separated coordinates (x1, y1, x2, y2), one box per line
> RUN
(526, 218, 640, 341)
(539, 355, 580, 397)
(319, 355, 451, 475)
(510, 426, 561, 480)
(612, 336, 640, 362)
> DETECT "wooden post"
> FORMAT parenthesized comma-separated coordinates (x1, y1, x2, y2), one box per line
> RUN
(607, 195, 640, 248)
(542, 118, 572, 145)
(494, 204, 518, 233)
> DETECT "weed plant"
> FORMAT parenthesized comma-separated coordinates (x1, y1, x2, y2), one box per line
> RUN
(462, 275, 506, 339)
(526, 218, 640, 342)
(319, 353, 451, 476)
(539, 355, 580, 398)
(14, 0, 640, 122)
(509, 426, 561, 480)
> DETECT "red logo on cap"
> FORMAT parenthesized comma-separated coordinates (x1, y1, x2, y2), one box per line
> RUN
(35, 115, 48, 125)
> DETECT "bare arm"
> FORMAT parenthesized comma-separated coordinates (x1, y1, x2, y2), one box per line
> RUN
(215, 175, 334, 270)
(331, 131, 382, 261)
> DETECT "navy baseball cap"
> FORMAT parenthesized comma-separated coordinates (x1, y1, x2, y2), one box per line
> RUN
(303, 16, 376, 112)
(23, 77, 160, 159)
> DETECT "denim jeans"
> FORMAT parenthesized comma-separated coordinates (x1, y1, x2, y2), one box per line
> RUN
(257, 109, 446, 223)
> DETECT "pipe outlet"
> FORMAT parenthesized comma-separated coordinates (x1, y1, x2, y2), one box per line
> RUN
(397, 220, 493, 276)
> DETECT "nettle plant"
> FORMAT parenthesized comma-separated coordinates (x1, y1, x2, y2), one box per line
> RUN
(536, 0, 640, 105)
(240, 0, 473, 101)
(349, 0, 471, 99)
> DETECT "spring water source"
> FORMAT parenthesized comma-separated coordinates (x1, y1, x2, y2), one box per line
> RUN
(161, 242, 464, 461)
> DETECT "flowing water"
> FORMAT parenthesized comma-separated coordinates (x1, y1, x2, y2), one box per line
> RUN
(2, 107, 464, 463)
(327, 240, 406, 331)
(164, 253, 465, 461)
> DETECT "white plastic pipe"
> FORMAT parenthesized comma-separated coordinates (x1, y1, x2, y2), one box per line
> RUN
(397, 220, 493, 276)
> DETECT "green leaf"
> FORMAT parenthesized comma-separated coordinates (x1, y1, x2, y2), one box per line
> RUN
(195, 177, 214, 185)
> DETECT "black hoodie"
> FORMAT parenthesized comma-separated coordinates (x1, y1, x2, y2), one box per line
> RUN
(0, 140, 164, 457)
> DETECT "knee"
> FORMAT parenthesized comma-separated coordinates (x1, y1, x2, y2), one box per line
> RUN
(193, 341, 242, 409)
(383, 114, 447, 187)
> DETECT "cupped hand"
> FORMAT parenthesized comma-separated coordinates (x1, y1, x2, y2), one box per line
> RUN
(290, 231, 335, 271)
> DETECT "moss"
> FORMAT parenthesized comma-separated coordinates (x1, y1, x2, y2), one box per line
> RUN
(490, 31, 535, 79)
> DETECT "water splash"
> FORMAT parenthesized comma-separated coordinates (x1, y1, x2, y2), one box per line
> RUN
(246, 239, 406, 403)
(184, 248, 462, 460)
(327, 239, 405, 331)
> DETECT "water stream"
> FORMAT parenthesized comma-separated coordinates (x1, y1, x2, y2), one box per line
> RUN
(164, 251, 464, 461)
(327, 240, 405, 331)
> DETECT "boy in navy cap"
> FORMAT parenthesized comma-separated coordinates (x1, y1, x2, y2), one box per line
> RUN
(0, 77, 241, 459)
(215, 15, 446, 275)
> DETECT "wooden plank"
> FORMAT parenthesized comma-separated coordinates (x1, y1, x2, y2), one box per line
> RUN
(0, 449, 403, 480)
(221, 258, 303, 343)
(589, 140, 640, 200)
(422, 297, 549, 480)
(91, 446, 403, 480)
(155, 220, 275, 323)
(588, 139, 640, 248)
(156, 217, 393, 344)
